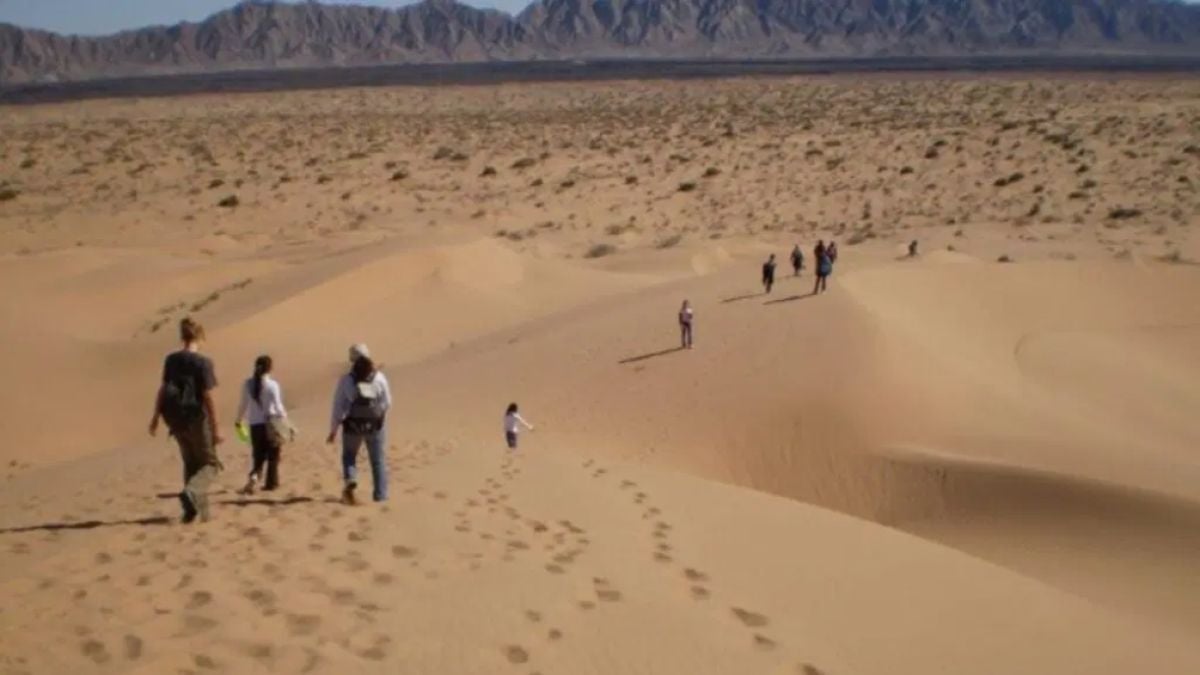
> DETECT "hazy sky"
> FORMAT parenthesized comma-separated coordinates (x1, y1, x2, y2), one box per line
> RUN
(0, 0, 529, 36)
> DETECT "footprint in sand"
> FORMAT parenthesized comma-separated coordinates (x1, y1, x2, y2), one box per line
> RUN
(545, 564, 565, 574)
(504, 645, 530, 665)
(186, 590, 213, 610)
(732, 607, 770, 628)
(287, 613, 322, 636)
(799, 665, 825, 675)
(391, 545, 418, 559)
(753, 634, 778, 650)
(194, 653, 218, 669)
(690, 586, 711, 599)
(547, 628, 563, 641)
(593, 578, 623, 602)
(123, 634, 144, 660)
(80, 639, 111, 664)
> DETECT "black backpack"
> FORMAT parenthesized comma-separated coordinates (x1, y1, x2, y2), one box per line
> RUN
(161, 369, 203, 431)
(344, 372, 385, 434)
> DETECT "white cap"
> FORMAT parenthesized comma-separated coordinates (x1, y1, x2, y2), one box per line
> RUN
(349, 343, 370, 363)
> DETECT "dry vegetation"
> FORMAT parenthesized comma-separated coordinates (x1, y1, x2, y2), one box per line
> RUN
(0, 76, 1196, 261)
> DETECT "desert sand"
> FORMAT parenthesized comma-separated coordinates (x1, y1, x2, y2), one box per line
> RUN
(1, 74, 1199, 674)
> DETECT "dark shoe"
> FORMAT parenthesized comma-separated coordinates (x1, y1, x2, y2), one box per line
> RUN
(179, 491, 199, 524)
(342, 481, 357, 505)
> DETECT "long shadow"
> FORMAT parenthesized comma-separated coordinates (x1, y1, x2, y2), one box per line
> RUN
(765, 293, 816, 305)
(618, 346, 685, 365)
(0, 516, 172, 535)
(721, 292, 763, 304)
(217, 496, 316, 507)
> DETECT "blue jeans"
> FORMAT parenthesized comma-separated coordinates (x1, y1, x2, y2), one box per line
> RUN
(342, 429, 387, 502)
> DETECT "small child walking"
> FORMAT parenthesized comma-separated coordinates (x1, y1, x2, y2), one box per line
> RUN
(504, 403, 534, 450)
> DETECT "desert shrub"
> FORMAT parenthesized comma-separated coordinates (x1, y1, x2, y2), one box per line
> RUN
(678, 181, 697, 193)
(993, 172, 1024, 187)
(704, 167, 721, 178)
(1108, 207, 1142, 220)
(391, 170, 409, 181)
(218, 195, 239, 208)
(208, 179, 224, 189)
(657, 234, 684, 249)
(481, 166, 497, 177)
(511, 157, 536, 169)
(997, 254, 1013, 263)
(584, 243, 617, 259)
(0, 188, 18, 202)
(899, 166, 914, 175)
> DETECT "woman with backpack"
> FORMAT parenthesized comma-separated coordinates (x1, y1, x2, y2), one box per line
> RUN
(148, 317, 222, 523)
(234, 355, 292, 495)
(327, 344, 391, 504)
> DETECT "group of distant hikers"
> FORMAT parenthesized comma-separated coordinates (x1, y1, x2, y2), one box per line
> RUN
(677, 240, 839, 350)
(149, 317, 534, 523)
(764, 239, 838, 295)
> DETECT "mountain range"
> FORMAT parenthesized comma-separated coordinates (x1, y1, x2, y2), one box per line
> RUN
(2, 0, 1199, 83)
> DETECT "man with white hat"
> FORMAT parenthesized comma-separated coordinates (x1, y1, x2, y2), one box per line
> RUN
(327, 343, 391, 504)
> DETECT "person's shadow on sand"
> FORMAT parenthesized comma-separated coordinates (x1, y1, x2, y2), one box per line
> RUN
(618, 347, 686, 365)
(0, 516, 171, 534)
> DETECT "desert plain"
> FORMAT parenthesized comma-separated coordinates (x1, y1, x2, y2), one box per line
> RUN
(1, 73, 1199, 674)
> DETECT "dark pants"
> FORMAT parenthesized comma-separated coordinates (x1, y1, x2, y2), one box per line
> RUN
(814, 273, 828, 294)
(763, 274, 774, 294)
(249, 423, 281, 490)
(680, 322, 693, 349)
(506, 431, 519, 450)
(792, 260, 802, 276)
(173, 420, 220, 521)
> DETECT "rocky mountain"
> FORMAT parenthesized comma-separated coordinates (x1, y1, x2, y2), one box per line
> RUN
(2, 0, 1199, 83)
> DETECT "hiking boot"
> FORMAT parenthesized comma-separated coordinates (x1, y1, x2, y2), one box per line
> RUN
(179, 491, 199, 524)
(239, 476, 257, 496)
(342, 481, 358, 505)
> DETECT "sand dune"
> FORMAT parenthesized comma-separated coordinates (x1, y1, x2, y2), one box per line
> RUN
(2, 74, 1199, 673)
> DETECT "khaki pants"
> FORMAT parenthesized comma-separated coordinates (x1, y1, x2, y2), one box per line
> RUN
(174, 420, 221, 520)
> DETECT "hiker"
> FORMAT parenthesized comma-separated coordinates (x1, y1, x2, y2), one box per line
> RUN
(327, 345, 391, 504)
(234, 355, 293, 495)
(679, 300, 694, 350)
(908, 240, 919, 257)
(504, 403, 534, 450)
(814, 246, 833, 294)
(791, 245, 804, 276)
(813, 239, 826, 266)
(762, 254, 777, 294)
(827, 241, 839, 264)
(148, 317, 222, 523)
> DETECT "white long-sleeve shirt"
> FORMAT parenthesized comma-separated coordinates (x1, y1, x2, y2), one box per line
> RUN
(330, 371, 392, 431)
(505, 412, 533, 434)
(236, 375, 288, 426)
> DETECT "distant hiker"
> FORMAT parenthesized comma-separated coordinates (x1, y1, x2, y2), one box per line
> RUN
(234, 355, 292, 495)
(504, 403, 534, 450)
(762, 254, 777, 294)
(827, 241, 839, 264)
(814, 247, 833, 295)
(148, 317, 222, 524)
(908, 240, 919, 257)
(790, 245, 804, 276)
(814, 239, 826, 264)
(327, 345, 391, 504)
(679, 300, 694, 350)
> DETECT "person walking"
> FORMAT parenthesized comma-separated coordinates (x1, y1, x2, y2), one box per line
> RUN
(234, 355, 292, 495)
(148, 317, 223, 523)
(327, 344, 391, 505)
(504, 403, 534, 450)
(827, 241, 839, 265)
(762, 254, 777, 294)
(679, 300, 694, 350)
(790, 245, 804, 276)
(814, 246, 833, 294)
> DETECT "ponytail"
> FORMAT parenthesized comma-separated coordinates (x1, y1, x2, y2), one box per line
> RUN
(251, 355, 272, 402)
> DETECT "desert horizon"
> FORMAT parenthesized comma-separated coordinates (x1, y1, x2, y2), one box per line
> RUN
(1, 71, 1199, 674)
